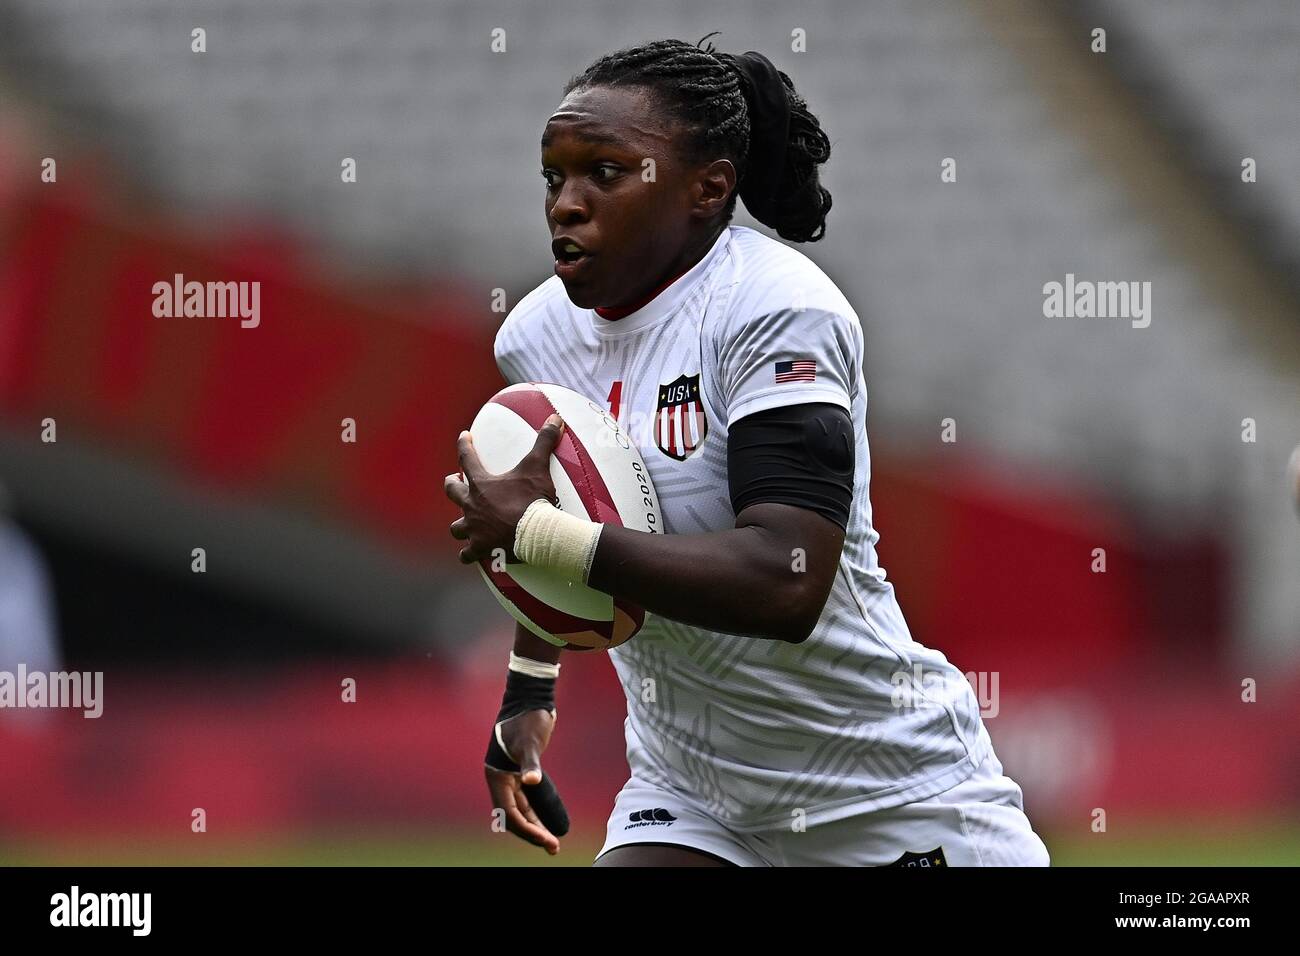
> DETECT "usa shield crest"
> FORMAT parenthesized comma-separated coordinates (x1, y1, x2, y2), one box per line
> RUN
(655, 373, 708, 461)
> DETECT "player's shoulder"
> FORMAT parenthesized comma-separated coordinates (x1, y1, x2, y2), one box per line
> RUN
(498, 274, 568, 340)
(494, 275, 568, 362)
(715, 226, 861, 340)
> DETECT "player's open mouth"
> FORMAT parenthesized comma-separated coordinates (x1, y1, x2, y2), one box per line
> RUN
(552, 236, 595, 278)
(554, 248, 594, 279)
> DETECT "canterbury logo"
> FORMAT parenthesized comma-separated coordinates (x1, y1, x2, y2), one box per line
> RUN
(624, 808, 677, 829)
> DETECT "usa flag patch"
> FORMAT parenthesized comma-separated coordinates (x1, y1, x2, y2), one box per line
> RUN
(774, 359, 817, 383)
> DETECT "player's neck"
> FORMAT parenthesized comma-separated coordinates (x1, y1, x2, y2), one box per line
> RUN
(594, 229, 723, 321)
(594, 265, 691, 321)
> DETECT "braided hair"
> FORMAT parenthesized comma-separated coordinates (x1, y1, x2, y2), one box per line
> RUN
(561, 32, 833, 242)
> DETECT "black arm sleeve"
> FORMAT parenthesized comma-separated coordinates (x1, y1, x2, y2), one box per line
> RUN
(727, 402, 855, 530)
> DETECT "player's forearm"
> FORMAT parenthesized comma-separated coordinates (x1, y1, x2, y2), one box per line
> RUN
(513, 621, 562, 664)
(586, 523, 813, 642)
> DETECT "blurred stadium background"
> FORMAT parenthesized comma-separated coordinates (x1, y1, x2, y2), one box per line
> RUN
(1, 0, 1298, 865)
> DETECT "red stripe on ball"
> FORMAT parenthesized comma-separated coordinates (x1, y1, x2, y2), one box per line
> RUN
(490, 386, 623, 526)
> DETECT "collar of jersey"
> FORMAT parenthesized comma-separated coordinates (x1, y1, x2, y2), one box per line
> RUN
(586, 227, 731, 337)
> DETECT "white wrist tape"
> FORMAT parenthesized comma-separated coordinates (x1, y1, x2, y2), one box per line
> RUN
(513, 498, 603, 584)
(508, 651, 561, 680)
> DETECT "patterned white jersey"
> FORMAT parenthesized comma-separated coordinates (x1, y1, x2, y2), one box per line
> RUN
(494, 224, 993, 831)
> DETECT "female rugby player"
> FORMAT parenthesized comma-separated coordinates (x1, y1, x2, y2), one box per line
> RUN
(444, 35, 1049, 867)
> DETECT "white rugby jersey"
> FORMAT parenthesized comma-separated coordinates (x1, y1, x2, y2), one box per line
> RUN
(494, 224, 993, 831)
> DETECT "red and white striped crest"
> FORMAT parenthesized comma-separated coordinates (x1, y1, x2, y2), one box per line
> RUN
(655, 373, 708, 461)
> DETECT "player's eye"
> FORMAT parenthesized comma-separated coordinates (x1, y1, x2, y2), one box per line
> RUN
(541, 164, 619, 189)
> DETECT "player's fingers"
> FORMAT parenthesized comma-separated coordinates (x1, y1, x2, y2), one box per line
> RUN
(512, 783, 538, 821)
(510, 789, 560, 854)
(457, 431, 488, 484)
(449, 517, 469, 540)
(500, 794, 550, 849)
(443, 472, 470, 507)
(515, 735, 544, 787)
(488, 772, 558, 852)
(513, 791, 562, 852)
(487, 770, 530, 822)
(527, 414, 566, 465)
(521, 772, 571, 838)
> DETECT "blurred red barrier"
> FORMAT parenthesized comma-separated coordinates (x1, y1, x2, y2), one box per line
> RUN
(0, 186, 501, 555)
(0, 651, 629, 839)
(1, 655, 1294, 839)
(872, 456, 1228, 686)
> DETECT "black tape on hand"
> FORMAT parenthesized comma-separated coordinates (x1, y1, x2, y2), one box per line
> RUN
(524, 771, 571, 838)
(497, 669, 556, 721)
(484, 669, 571, 837)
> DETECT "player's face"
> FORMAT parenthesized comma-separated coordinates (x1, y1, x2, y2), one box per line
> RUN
(540, 85, 703, 310)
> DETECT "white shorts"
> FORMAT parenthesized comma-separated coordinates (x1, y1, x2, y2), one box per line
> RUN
(596, 750, 1050, 867)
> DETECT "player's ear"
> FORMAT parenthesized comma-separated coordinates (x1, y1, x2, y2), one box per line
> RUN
(692, 158, 736, 219)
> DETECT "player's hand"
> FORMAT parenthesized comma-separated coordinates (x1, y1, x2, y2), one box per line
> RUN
(485, 708, 568, 855)
(445, 414, 565, 565)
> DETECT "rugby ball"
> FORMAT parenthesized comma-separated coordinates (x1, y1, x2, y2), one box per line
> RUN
(468, 383, 662, 650)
